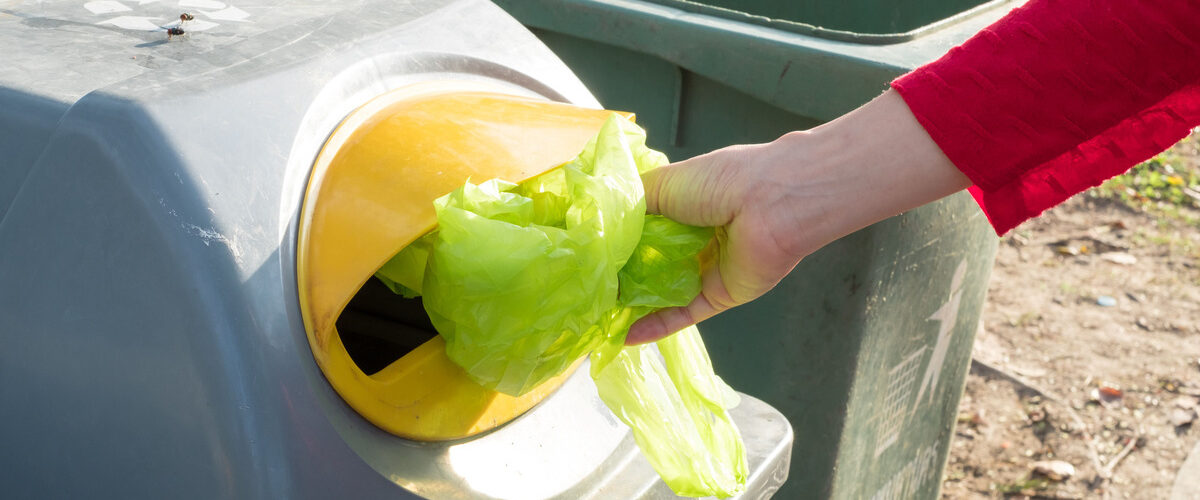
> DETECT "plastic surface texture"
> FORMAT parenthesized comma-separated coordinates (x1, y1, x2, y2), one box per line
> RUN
(386, 115, 743, 496)
(390, 115, 712, 395)
(0, 0, 793, 497)
(298, 84, 627, 440)
(493, 1, 1007, 498)
(420, 116, 652, 395)
(596, 326, 748, 497)
(642, 0, 1004, 42)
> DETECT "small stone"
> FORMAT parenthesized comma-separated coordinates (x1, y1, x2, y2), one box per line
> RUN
(1056, 245, 1081, 256)
(1097, 295, 1118, 307)
(1032, 460, 1076, 481)
(1101, 252, 1138, 265)
(1169, 408, 1196, 427)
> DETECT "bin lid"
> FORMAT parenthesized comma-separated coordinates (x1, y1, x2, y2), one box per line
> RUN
(633, 0, 1006, 43)
(298, 81, 631, 440)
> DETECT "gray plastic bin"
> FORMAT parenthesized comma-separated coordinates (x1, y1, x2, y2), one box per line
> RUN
(0, 1, 791, 498)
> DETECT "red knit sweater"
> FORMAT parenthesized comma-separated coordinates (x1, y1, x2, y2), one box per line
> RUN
(892, 0, 1200, 234)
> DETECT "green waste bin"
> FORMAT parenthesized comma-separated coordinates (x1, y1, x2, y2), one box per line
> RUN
(494, 1, 1014, 497)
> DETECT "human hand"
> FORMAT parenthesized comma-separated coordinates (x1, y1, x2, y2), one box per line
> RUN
(625, 90, 970, 344)
(623, 138, 812, 344)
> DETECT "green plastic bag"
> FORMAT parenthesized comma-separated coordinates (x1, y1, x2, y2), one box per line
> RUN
(594, 326, 748, 497)
(375, 114, 747, 497)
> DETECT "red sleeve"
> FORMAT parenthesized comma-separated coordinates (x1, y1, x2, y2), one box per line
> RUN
(891, 0, 1200, 234)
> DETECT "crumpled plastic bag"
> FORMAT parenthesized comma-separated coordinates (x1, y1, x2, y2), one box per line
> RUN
(375, 233, 431, 298)
(375, 114, 747, 497)
(594, 326, 747, 498)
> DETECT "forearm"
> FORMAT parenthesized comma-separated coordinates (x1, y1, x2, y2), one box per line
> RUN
(760, 89, 969, 257)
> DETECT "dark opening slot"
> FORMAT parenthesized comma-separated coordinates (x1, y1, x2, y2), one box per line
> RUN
(336, 277, 438, 375)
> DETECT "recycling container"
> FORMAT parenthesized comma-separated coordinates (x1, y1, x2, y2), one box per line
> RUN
(0, 1, 792, 498)
(493, 0, 1013, 497)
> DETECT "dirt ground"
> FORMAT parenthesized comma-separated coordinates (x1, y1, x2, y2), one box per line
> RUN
(940, 135, 1200, 499)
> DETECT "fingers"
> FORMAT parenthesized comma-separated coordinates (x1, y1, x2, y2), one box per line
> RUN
(629, 148, 755, 344)
(641, 152, 741, 227)
(625, 292, 720, 345)
(628, 293, 700, 345)
(640, 164, 669, 216)
(624, 308, 684, 345)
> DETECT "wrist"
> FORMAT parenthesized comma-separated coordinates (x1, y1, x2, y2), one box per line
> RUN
(743, 130, 860, 258)
(751, 90, 970, 257)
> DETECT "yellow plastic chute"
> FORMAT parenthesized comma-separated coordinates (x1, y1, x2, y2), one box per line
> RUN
(297, 82, 630, 440)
